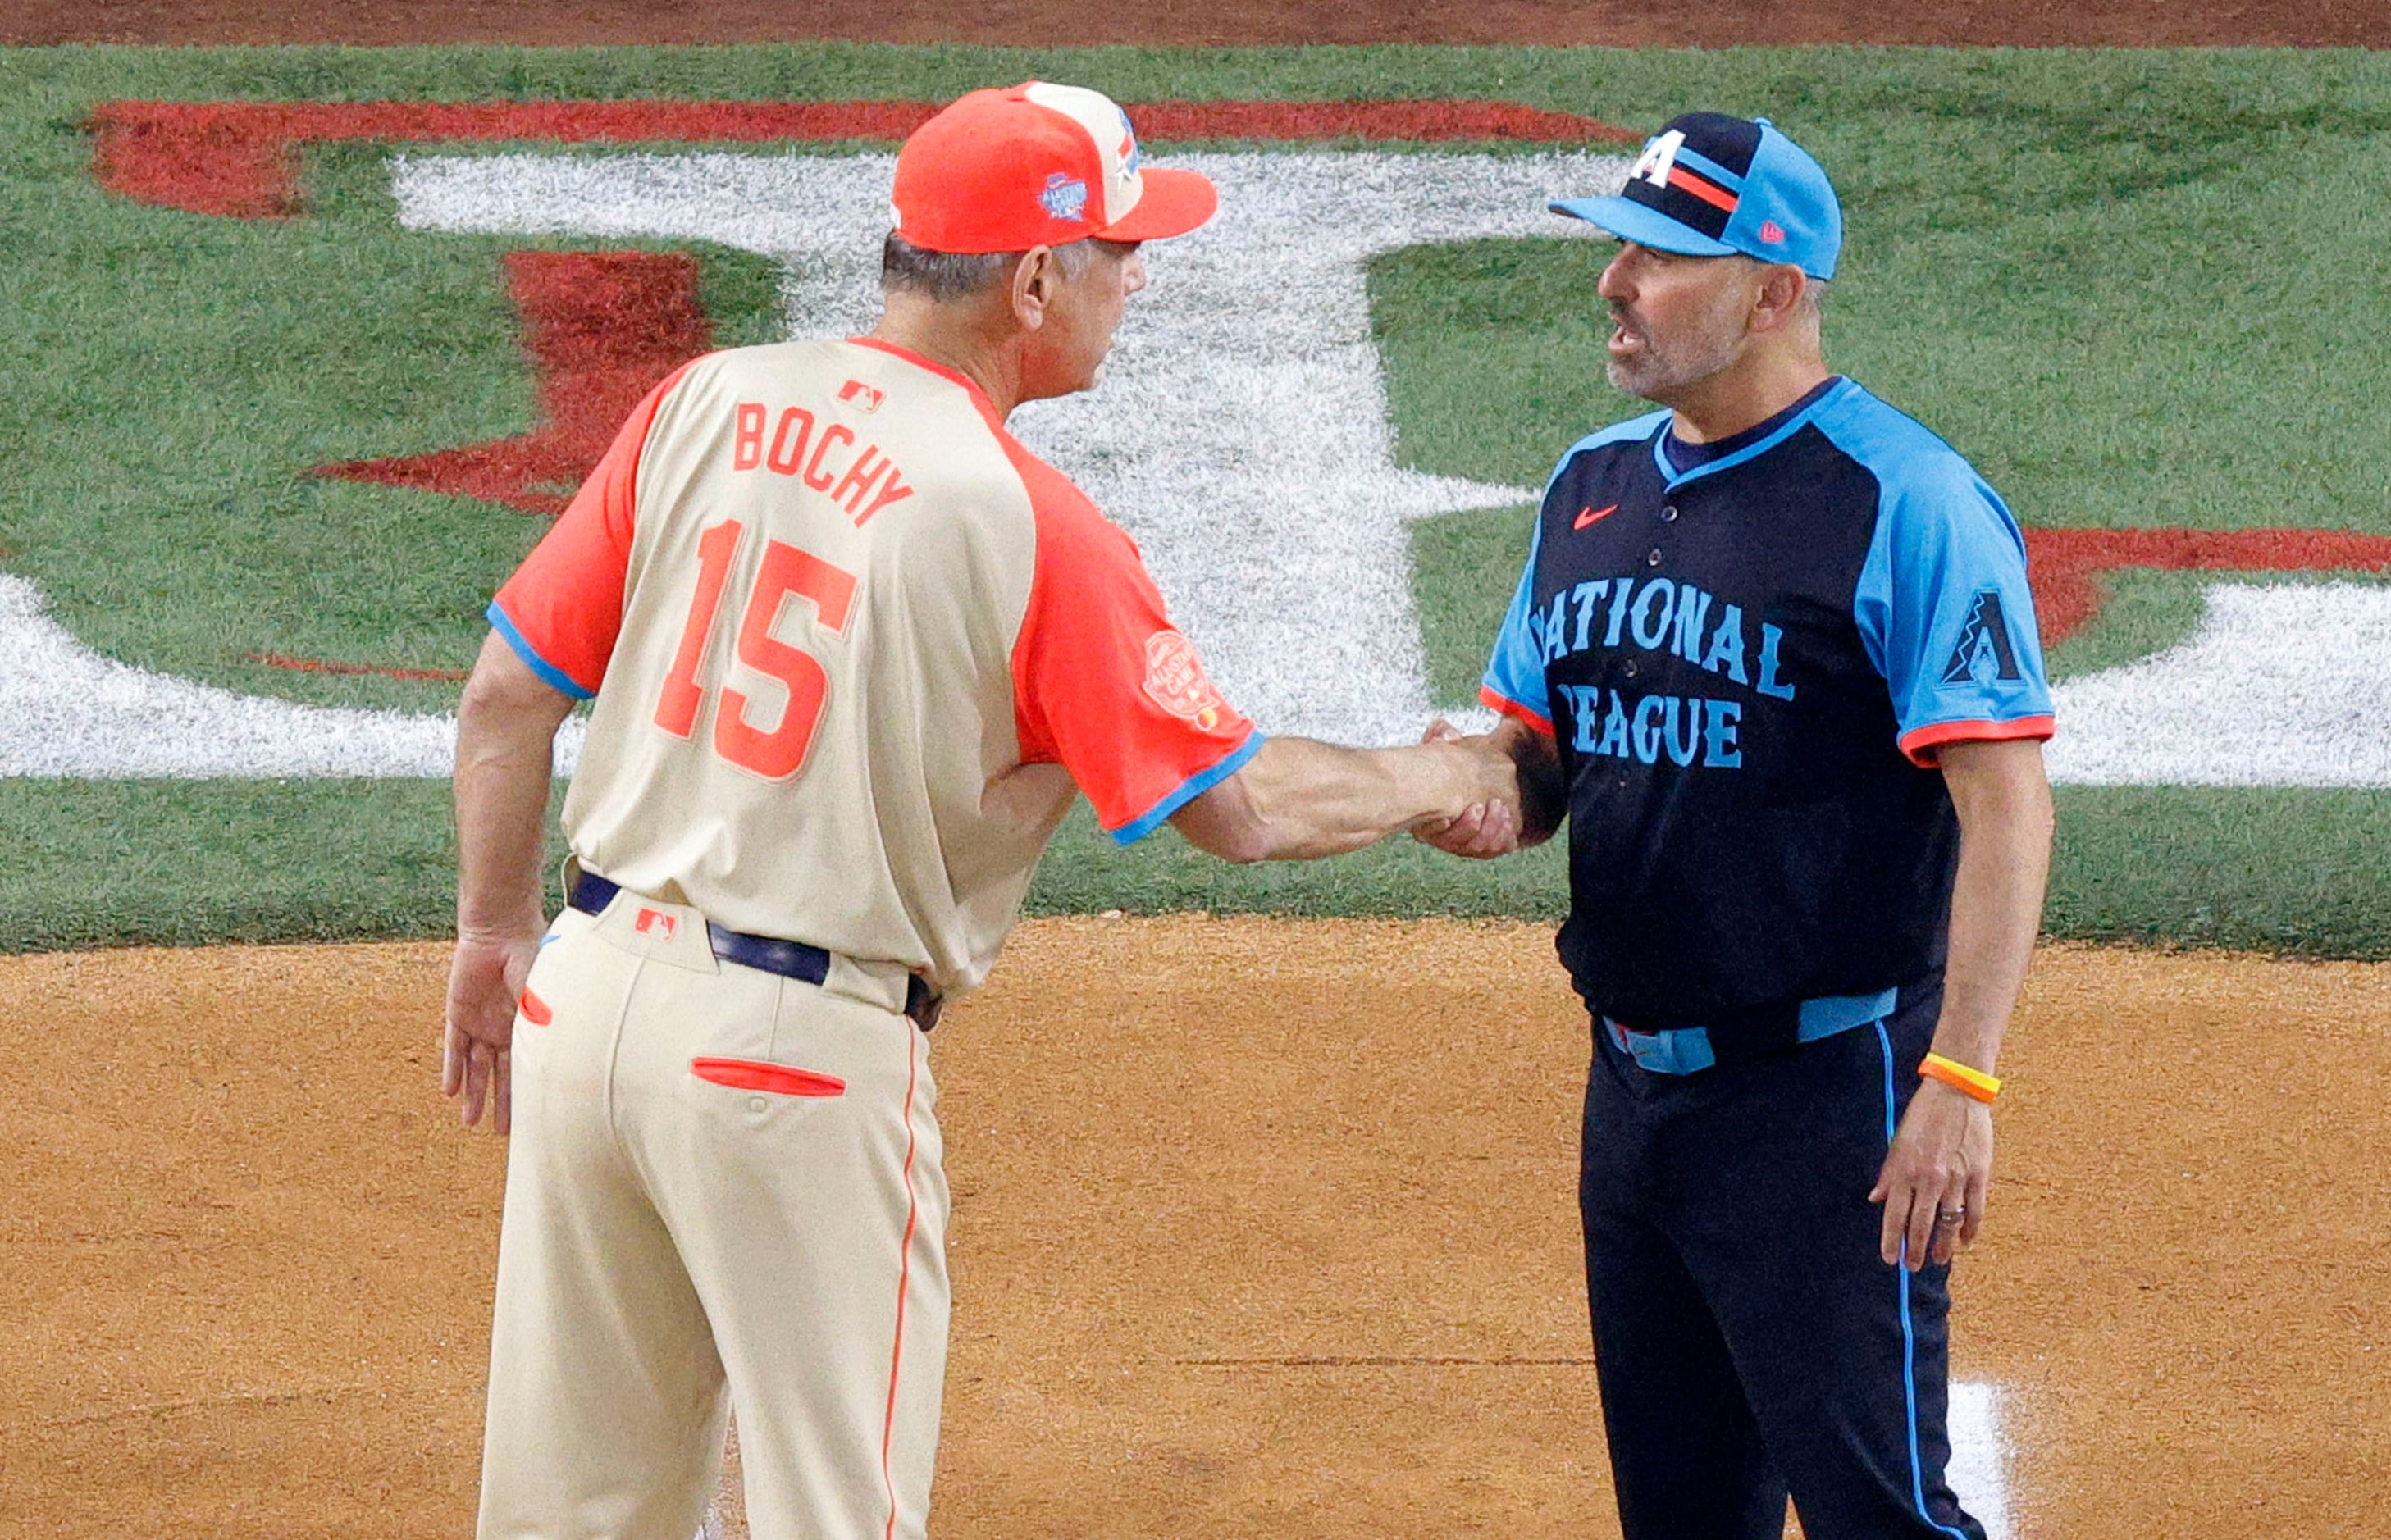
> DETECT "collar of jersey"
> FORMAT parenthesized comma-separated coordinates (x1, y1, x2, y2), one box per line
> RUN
(846, 335, 1000, 418)
(1649, 376, 1859, 490)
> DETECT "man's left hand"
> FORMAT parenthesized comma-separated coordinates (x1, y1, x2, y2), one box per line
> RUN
(1869, 1079, 1992, 1269)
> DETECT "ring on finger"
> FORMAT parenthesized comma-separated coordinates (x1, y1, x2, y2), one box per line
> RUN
(1933, 1208, 1966, 1226)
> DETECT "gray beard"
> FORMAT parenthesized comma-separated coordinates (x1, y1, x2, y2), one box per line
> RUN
(1604, 325, 1746, 402)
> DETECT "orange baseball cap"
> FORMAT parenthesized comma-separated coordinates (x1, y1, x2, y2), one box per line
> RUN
(892, 82, 1219, 254)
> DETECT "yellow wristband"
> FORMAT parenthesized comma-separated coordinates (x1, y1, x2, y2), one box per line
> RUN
(1919, 1052, 2001, 1104)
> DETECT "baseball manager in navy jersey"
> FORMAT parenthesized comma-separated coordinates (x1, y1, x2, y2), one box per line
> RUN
(1421, 112, 2057, 1539)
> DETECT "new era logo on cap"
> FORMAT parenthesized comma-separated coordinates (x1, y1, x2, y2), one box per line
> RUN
(1549, 111, 1844, 280)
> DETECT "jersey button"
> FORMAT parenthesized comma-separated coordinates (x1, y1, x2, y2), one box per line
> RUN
(1660, 505, 1679, 522)
(1622, 660, 1640, 679)
(1646, 549, 1664, 567)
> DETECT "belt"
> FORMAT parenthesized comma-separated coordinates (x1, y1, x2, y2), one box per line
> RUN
(1600, 986, 1900, 1076)
(568, 871, 942, 1032)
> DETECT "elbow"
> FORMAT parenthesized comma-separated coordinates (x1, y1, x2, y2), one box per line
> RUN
(2013, 766, 2059, 849)
(455, 670, 531, 752)
(1183, 807, 1276, 864)
(1167, 775, 1282, 864)
(455, 633, 576, 765)
(1210, 822, 1277, 865)
(455, 670, 504, 731)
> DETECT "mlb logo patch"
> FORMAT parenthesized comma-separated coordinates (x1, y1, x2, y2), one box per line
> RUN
(1039, 171, 1088, 221)
(836, 378, 883, 413)
(634, 907, 679, 942)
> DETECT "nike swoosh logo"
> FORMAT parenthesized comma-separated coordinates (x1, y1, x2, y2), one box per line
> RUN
(1574, 503, 1618, 531)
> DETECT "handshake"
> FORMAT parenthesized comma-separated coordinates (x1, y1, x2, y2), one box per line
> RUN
(1408, 717, 1542, 861)
(1166, 714, 1549, 866)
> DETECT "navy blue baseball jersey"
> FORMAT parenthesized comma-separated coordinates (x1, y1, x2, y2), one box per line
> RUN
(1480, 377, 2054, 1027)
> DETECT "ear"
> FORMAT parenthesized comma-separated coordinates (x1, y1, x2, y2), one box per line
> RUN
(1008, 246, 1058, 332)
(1749, 262, 1810, 334)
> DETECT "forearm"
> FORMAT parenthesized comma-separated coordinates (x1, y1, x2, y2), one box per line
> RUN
(1245, 736, 1481, 859)
(454, 633, 574, 941)
(1931, 744, 2056, 1073)
(1176, 734, 1490, 863)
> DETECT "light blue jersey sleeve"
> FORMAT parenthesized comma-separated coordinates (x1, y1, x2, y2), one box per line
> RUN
(1479, 511, 1553, 731)
(1478, 420, 1664, 734)
(1843, 415, 2056, 766)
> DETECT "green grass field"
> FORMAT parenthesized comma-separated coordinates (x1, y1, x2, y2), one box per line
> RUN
(2, 43, 2389, 954)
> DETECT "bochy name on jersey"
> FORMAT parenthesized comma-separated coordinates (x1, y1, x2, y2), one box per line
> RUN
(1480, 379, 2055, 1028)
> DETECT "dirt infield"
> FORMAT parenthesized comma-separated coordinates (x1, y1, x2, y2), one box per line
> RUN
(8, 0, 2388, 48)
(3, 920, 2384, 1538)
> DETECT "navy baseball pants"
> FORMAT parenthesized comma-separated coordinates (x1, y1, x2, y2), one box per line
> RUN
(1578, 984, 1987, 1540)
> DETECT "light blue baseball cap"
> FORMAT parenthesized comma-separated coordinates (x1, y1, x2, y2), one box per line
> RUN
(1552, 112, 1842, 281)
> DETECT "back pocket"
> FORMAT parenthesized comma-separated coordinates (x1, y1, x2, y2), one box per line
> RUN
(690, 1057, 846, 1097)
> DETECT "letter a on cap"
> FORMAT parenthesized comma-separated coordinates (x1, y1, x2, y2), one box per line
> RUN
(1631, 129, 1687, 189)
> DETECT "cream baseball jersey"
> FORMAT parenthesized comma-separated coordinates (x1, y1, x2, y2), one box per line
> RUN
(490, 337, 1258, 995)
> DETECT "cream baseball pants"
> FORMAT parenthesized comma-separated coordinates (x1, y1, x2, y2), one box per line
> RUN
(476, 895, 948, 1540)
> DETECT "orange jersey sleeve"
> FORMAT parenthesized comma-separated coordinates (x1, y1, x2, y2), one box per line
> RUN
(488, 361, 700, 697)
(1002, 443, 1261, 844)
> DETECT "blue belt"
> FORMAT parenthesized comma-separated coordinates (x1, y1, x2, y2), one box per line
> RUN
(568, 871, 942, 1031)
(1602, 987, 1899, 1076)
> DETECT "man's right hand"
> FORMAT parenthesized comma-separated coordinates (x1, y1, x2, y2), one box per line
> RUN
(443, 930, 538, 1135)
(448, 630, 577, 1137)
(1412, 720, 1522, 859)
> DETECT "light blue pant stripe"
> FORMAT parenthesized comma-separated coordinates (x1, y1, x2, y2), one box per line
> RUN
(1877, 1022, 1972, 1540)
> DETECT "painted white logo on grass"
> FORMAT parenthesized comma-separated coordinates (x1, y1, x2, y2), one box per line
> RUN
(4, 144, 2390, 785)
(386, 147, 1618, 746)
(2045, 584, 2391, 786)
(0, 575, 582, 777)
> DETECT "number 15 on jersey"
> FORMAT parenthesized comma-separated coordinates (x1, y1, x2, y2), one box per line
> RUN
(652, 519, 857, 781)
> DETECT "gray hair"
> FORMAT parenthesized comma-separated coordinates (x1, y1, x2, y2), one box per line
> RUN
(881, 231, 1096, 301)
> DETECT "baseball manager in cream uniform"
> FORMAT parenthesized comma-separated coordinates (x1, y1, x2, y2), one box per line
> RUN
(440, 82, 1520, 1540)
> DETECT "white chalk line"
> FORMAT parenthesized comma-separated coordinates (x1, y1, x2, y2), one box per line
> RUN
(1948, 1378, 2014, 1539)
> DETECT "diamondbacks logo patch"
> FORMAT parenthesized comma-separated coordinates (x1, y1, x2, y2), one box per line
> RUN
(1942, 588, 2025, 686)
(1142, 629, 1228, 731)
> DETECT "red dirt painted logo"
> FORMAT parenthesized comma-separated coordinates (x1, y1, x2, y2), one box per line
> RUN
(837, 379, 883, 413)
(634, 908, 679, 941)
(1142, 630, 1229, 731)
